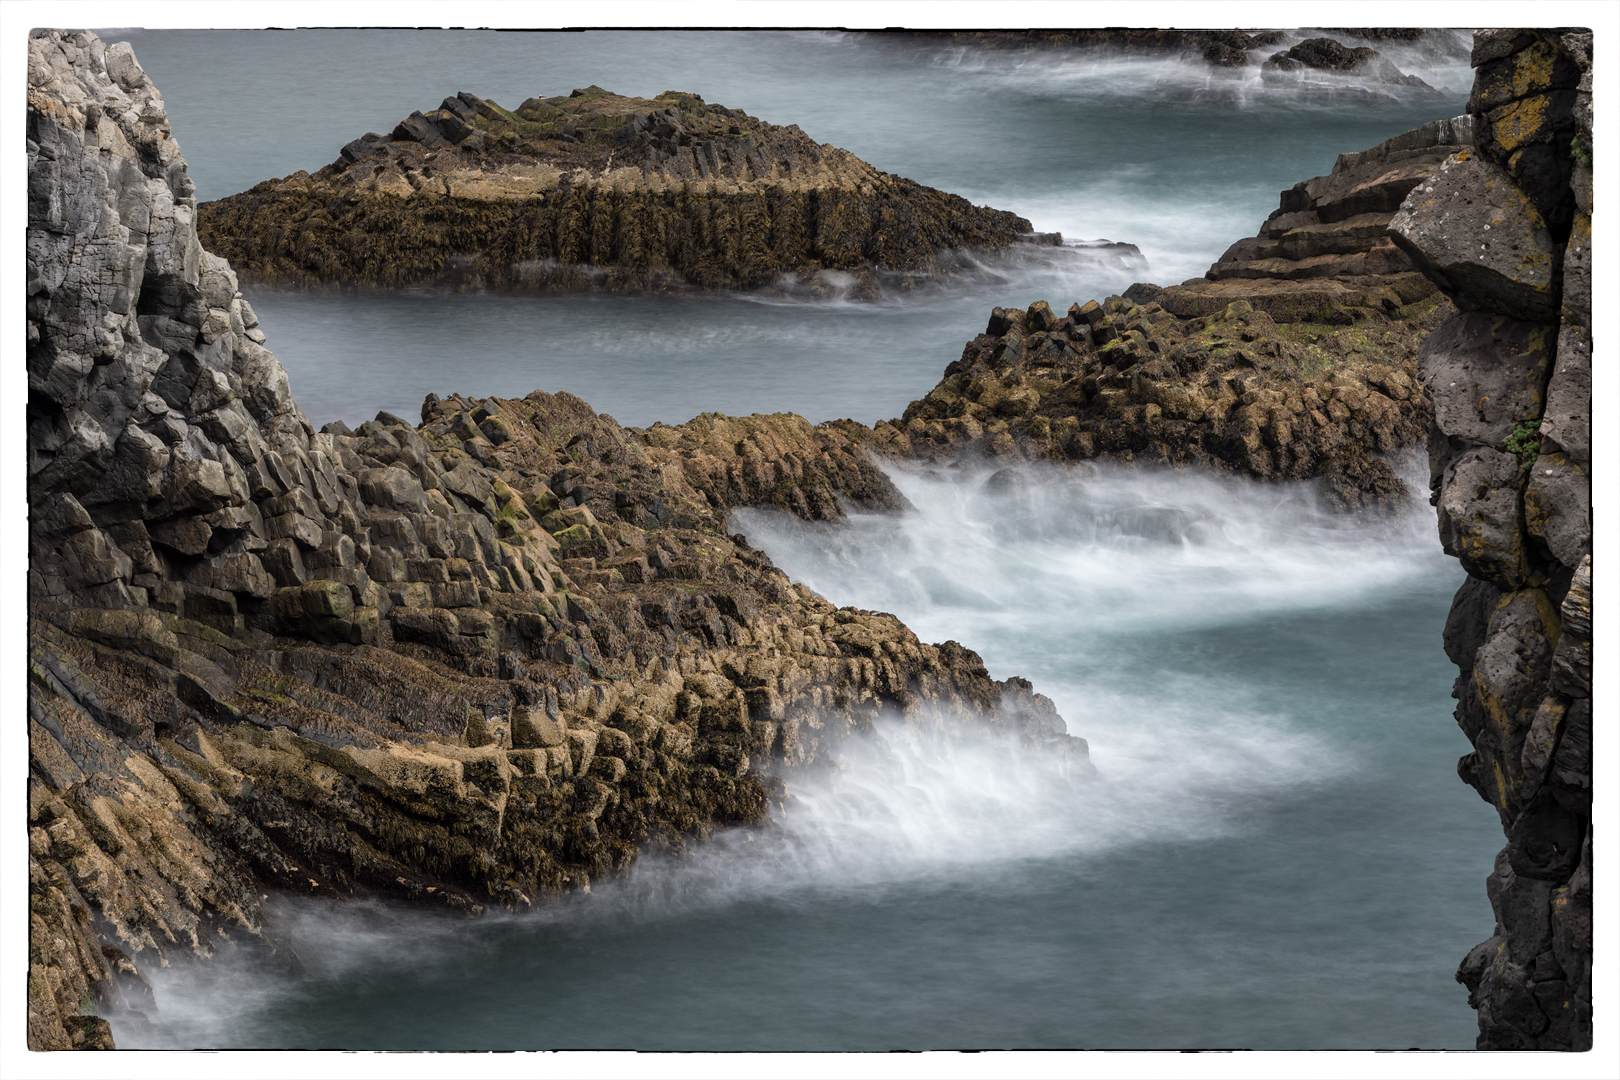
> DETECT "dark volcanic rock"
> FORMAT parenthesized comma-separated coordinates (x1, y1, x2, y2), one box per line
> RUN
(1391, 28, 1592, 1051)
(1391, 154, 1562, 322)
(1161, 115, 1471, 325)
(1268, 36, 1383, 71)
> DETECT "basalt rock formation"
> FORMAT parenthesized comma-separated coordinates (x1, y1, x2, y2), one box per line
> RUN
(1160, 114, 1474, 325)
(863, 290, 1443, 512)
(863, 118, 1492, 510)
(26, 30, 1084, 1050)
(195, 85, 1034, 298)
(1389, 28, 1593, 1051)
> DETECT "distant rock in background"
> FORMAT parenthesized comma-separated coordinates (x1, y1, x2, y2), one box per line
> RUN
(197, 86, 1037, 299)
(1260, 36, 1441, 90)
(881, 27, 1459, 92)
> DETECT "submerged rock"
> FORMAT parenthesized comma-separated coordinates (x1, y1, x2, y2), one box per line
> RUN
(195, 86, 1034, 296)
(25, 30, 1084, 1050)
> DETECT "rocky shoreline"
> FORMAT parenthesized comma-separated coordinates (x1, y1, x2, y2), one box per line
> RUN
(25, 31, 1076, 1050)
(25, 27, 1592, 1053)
(881, 28, 1465, 93)
(195, 85, 1036, 299)
(848, 116, 1486, 510)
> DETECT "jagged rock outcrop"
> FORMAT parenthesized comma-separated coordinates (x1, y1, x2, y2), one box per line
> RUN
(860, 119, 1490, 509)
(26, 30, 1085, 1050)
(864, 289, 1442, 510)
(1260, 36, 1440, 89)
(1390, 28, 1592, 1051)
(195, 86, 1035, 298)
(1160, 115, 1474, 324)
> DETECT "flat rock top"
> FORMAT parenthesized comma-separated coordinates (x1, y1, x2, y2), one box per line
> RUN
(260, 86, 882, 200)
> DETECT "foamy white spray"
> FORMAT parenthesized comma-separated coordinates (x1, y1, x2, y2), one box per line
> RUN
(117, 462, 1447, 1048)
(732, 456, 1446, 777)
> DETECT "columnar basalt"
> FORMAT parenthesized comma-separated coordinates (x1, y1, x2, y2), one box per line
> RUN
(870, 289, 1444, 510)
(860, 119, 1488, 510)
(195, 86, 1034, 298)
(1159, 115, 1473, 325)
(25, 31, 1083, 1050)
(1389, 28, 1592, 1051)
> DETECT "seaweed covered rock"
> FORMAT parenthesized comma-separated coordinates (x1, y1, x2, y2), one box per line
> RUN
(196, 86, 1034, 297)
(26, 30, 1084, 1049)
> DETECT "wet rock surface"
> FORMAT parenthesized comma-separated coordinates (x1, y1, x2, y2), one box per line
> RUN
(1394, 29, 1592, 1052)
(195, 86, 1033, 297)
(26, 31, 1084, 1049)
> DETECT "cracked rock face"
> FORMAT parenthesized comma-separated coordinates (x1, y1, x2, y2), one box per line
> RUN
(1394, 28, 1591, 1051)
(28, 33, 314, 614)
(1416, 312, 1553, 447)
(1390, 153, 1562, 322)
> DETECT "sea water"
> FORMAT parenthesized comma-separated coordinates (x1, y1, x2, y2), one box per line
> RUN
(114, 28, 1474, 429)
(94, 28, 1501, 1049)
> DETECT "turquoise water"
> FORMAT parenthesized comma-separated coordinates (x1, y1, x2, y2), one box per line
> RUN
(93, 28, 1501, 1050)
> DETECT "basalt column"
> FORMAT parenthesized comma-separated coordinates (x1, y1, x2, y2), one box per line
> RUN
(1390, 28, 1593, 1051)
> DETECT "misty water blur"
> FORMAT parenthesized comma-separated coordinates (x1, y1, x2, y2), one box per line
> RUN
(88, 26, 1499, 1051)
(117, 463, 1498, 1050)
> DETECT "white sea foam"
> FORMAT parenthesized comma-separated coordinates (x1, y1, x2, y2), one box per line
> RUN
(121, 704, 1336, 1047)
(914, 30, 1475, 109)
(734, 457, 1441, 637)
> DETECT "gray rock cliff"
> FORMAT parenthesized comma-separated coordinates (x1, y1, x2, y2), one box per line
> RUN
(1391, 27, 1593, 1051)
